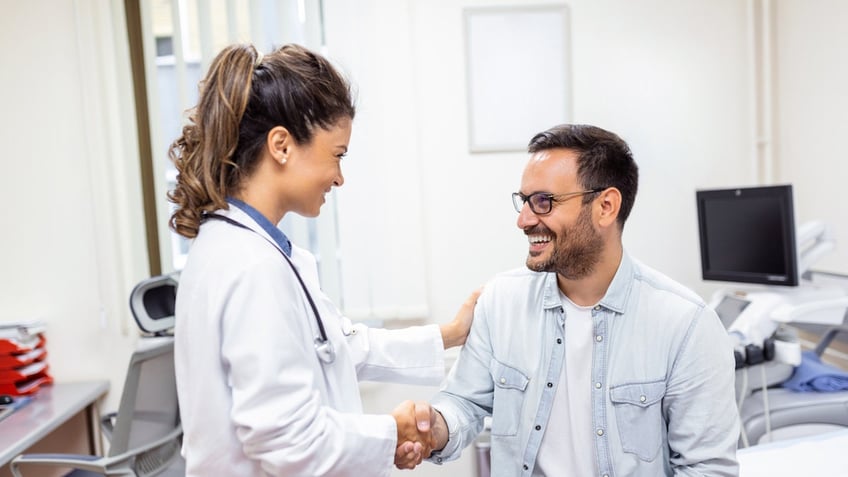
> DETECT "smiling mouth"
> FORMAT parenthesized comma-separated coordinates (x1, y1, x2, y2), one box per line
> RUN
(528, 234, 552, 244)
(527, 234, 552, 256)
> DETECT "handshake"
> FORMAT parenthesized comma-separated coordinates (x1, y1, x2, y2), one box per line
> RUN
(391, 400, 448, 470)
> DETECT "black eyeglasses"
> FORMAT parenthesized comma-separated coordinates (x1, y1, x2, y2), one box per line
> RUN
(512, 188, 606, 215)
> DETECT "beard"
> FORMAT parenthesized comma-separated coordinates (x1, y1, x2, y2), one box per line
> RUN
(525, 204, 604, 280)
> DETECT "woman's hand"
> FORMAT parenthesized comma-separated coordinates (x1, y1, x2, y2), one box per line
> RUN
(440, 287, 483, 348)
(392, 400, 435, 469)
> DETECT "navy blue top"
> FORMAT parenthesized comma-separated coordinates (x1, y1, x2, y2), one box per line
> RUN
(226, 197, 292, 257)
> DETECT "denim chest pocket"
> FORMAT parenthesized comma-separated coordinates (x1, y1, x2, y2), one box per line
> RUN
(489, 359, 530, 436)
(609, 380, 666, 461)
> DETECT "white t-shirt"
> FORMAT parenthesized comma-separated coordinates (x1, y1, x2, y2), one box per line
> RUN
(533, 291, 599, 476)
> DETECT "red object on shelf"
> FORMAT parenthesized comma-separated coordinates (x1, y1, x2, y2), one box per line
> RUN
(0, 371, 53, 396)
(1, 323, 52, 396)
(0, 361, 53, 395)
(0, 361, 49, 382)
(0, 347, 47, 368)
(0, 334, 46, 355)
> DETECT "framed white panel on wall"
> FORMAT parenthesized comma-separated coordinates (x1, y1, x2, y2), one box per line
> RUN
(464, 5, 572, 153)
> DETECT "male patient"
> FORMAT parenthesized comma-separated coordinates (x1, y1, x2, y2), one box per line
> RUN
(417, 124, 739, 476)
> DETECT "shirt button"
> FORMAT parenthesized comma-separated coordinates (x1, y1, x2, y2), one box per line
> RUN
(500, 377, 506, 384)
(595, 335, 603, 342)
(640, 395, 647, 403)
(594, 305, 601, 311)
(523, 464, 529, 470)
(603, 474, 609, 477)
(436, 457, 443, 463)
(556, 338, 562, 344)
(596, 428, 604, 436)
(535, 425, 541, 431)
(547, 382, 553, 388)
(595, 382, 602, 389)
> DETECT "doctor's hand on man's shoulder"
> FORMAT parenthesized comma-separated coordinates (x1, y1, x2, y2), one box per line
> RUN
(392, 401, 448, 470)
(440, 286, 483, 349)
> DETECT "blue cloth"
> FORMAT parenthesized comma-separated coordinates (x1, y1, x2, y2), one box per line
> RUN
(783, 350, 848, 392)
(226, 197, 292, 256)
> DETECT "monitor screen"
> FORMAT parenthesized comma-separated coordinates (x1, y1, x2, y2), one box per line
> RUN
(713, 295, 751, 328)
(696, 185, 798, 286)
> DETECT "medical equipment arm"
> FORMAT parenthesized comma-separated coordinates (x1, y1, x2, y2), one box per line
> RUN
(813, 324, 848, 357)
(770, 297, 848, 325)
(796, 221, 835, 277)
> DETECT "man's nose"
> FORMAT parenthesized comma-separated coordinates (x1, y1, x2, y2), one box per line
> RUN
(516, 203, 539, 230)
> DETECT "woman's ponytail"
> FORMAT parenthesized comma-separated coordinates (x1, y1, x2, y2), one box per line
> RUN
(168, 44, 260, 238)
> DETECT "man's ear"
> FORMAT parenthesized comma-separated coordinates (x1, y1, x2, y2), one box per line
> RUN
(266, 126, 292, 165)
(596, 187, 622, 229)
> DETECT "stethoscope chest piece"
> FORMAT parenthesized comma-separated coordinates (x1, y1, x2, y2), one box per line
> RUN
(315, 337, 336, 364)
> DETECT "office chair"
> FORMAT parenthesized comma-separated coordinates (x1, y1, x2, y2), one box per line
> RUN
(11, 274, 184, 476)
(129, 274, 179, 337)
(739, 323, 848, 446)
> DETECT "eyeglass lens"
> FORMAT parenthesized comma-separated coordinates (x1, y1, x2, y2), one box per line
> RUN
(528, 194, 552, 214)
(512, 192, 553, 214)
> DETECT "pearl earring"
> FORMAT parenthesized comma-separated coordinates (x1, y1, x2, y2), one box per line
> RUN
(280, 157, 287, 165)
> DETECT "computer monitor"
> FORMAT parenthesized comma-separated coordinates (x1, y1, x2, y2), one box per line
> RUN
(696, 184, 798, 286)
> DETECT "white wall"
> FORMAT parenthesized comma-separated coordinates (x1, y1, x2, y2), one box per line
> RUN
(325, 0, 433, 321)
(325, 0, 755, 324)
(0, 1, 147, 410)
(774, 0, 848, 275)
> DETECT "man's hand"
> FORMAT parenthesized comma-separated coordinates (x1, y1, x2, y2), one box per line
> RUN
(392, 401, 437, 469)
(392, 400, 452, 469)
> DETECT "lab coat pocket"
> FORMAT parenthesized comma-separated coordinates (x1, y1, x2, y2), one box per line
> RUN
(488, 359, 529, 436)
(609, 380, 666, 461)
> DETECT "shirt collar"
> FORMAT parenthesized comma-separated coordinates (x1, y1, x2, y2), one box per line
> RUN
(541, 272, 564, 310)
(597, 251, 634, 314)
(226, 197, 292, 256)
(540, 251, 635, 314)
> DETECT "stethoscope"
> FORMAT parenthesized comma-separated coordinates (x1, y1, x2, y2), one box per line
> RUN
(204, 213, 336, 364)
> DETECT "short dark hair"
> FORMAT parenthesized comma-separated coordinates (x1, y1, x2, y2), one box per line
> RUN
(527, 124, 639, 227)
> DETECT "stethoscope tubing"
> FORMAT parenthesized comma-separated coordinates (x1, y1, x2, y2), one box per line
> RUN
(202, 213, 334, 362)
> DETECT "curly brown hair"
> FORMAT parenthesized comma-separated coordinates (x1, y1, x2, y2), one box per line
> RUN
(167, 43, 355, 238)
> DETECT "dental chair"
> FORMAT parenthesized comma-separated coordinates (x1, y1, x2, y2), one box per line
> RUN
(11, 274, 184, 476)
(738, 323, 848, 447)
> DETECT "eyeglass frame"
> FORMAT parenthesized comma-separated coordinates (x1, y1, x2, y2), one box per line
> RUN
(511, 188, 606, 215)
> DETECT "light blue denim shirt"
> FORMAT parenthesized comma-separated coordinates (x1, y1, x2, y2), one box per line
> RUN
(431, 252, 739, 476)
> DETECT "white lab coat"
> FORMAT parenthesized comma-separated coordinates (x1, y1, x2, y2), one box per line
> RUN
(174, 206, 446, 476)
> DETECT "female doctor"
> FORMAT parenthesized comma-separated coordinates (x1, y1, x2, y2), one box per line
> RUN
(168, 43, 478, 476)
